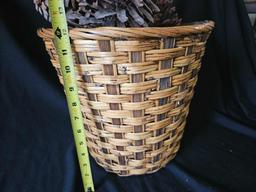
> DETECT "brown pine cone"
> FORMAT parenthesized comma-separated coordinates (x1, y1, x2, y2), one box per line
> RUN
(153, 0, 182, 27)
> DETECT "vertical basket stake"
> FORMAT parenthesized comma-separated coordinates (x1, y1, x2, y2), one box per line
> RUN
(48, 0, 94, 191)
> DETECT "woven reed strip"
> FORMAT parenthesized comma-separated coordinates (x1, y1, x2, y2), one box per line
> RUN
(38, 21, 214, 176)
(38, 21, 214, 40)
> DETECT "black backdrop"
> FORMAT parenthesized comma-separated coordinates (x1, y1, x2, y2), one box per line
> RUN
(1, 0, 256, 191)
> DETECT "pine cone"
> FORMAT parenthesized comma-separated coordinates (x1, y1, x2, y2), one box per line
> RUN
(34, 0, 181, 27)
(34, 0, 49, 21)
(153, 0, 181, 27)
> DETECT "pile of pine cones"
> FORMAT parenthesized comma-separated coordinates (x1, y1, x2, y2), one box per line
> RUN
(34, 0, 181, 27)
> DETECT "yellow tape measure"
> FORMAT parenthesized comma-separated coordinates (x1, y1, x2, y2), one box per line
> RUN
(48, 0, 94, 191)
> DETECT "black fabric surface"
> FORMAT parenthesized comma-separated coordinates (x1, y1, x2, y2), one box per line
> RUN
(1, 0, 256, 191)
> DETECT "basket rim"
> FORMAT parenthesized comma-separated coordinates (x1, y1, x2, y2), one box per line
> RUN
(37, 20, 214, 40)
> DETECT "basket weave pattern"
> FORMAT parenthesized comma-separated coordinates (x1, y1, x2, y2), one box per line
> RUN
(38, 21, 214, 176)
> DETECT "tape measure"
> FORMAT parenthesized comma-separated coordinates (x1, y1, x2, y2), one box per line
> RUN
(48, 1, 94, 191)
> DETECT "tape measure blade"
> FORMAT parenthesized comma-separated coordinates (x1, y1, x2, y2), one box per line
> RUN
(48, 0, 94, 191)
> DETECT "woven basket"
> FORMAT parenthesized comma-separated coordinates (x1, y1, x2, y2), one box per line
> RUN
(38, 21, 214, 176)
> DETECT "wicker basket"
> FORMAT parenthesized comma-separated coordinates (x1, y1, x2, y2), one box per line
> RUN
(38, 21, 214, 176)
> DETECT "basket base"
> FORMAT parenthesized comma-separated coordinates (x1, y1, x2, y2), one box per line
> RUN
(90, 143, 181, 176)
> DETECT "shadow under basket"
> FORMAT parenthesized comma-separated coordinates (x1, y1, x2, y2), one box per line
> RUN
(38, 21, 214, 176)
